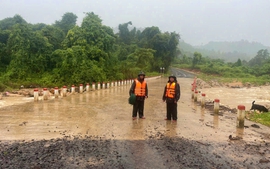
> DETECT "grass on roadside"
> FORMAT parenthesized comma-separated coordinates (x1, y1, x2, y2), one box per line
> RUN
(247, 112, 270, 127)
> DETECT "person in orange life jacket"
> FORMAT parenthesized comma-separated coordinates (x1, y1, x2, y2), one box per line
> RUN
(162, 75, 181, 121)
(129, 71, 148, 120)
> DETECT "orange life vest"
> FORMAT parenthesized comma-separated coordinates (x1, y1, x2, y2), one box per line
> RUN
(134, 79, 146, 96)
(166, 82, 176, 98)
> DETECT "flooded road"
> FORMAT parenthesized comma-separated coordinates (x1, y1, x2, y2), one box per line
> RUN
(0, 73, 270, 168)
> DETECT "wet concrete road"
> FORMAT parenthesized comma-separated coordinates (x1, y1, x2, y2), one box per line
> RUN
(0, 71, 270, 168)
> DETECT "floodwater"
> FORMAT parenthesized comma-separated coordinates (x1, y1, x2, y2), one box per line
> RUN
(0, 74, 269, 142)
(0, 71, 270, 168)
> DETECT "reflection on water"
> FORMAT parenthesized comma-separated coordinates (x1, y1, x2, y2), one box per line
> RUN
(200, 108, 205, 122)
(192, 101, 198, 113)
(85, 93, 90, 102)
(235, 127, 244, 138)
(213, 114, 219, 129)
(131, 119, 144, 140)
(71, 96, 75, 105)
(79, 94, 84, 102)
(165, 120, 177, 137)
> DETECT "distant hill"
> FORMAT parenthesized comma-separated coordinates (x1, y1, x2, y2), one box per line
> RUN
(179, 40, 270, 62)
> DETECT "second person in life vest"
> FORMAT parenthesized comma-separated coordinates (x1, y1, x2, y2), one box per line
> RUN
(162, 75, 181, 121)
(129, 71, 148, 120)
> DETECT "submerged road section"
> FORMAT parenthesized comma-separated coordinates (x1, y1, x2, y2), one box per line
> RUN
(0, 70, 269, 168)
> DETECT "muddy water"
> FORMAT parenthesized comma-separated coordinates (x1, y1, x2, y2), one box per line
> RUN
(1, 76, 270, 168)
(0, 76, 269, 142)
(200, 86, 270, 110)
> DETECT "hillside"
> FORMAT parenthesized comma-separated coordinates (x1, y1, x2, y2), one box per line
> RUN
(179, 40, 270, 62)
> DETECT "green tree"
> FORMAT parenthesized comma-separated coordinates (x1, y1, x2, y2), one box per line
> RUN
(127, 48, 155, 72)
(54, 12, 77, 35)
(40, 25, 65, 50)
(192, 52, 202, 68)
(118, 21, 136, 45)
(248, 49, 269, 66)
(233, 58, 242, 67)
(6, 23, 52, 80)
(0, 14, 27, 30)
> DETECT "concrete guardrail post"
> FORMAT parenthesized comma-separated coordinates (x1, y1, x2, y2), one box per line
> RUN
(43, 88, 48, 100)
(237, 105, 246, 128)
(92, 83, 95, 90)
(214, 99, 220, 114)
(86, 83, 90, 92)
(71, 85, 75, 94)
(201, 93, 206, 107)
(54, 87, 59, 98)
(62, 86, 67, 97)
(79, 84, 83, 93)
(34, 88, 39, 101)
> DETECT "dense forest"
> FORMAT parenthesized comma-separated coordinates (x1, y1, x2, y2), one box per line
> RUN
(0, 12, 180, 91)
(1, 12, 269, 91)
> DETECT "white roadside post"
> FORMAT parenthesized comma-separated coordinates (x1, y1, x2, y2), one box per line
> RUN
(34, 88, 39, 101)
(97, 82, 101, 90)
(237, 105, 246, 128)
(214, 99, 220, 114)
(62, 86, 67, 97)
(54, 87, 59, 98)
(43, 88, 48, 100)
(79, 84, 83, 93)
(201, 93, 206, 107)
(92, 83, 95, 90)
(86, 83, 90, 92)
(71, 85, 75, 94)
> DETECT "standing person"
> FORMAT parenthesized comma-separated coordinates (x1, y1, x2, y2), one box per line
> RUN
(162, 75, 181, 121)
(129, 71, 148, 120)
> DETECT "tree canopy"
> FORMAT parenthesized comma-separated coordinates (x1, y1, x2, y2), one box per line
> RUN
(0, 12, 180, 90)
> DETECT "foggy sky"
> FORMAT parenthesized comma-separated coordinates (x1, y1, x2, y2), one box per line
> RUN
(0, 0, 269, 46)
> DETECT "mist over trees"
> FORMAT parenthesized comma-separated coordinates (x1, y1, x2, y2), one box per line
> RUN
(179, 40, 270, 62)
(175, 47, 270, 84)
(0, 12, 179, 90)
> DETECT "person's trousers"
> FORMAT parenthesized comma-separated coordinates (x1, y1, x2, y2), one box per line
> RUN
(166, 102, 177, 120)
(132, 100, 145, 118)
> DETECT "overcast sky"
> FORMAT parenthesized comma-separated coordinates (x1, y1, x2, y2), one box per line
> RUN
(1, 0, 270, 46)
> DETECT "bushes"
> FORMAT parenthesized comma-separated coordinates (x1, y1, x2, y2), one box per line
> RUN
(0, 82, 6, 92)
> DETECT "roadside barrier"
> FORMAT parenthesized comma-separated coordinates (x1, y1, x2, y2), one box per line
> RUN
(30, 76, 162, 102)
(79, 84, 83, 93)
(191, 89, 194, 99)
(86, 83, 90, 92)
(71, 85, 75, 94)
(97, 82, 100, 90)
(54, 87, 59, 98)
(34, 88, 39, 101)
(237, 105, 245, 128)
(194, 91, 198, 102)
(43, 88, 48, 100)
(201, 93, 206, 107)
(92, 83, 95, 90)
(191, 77, 197, 91)
(214, 99, 220, 114)
(62, 86, 67, 97)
